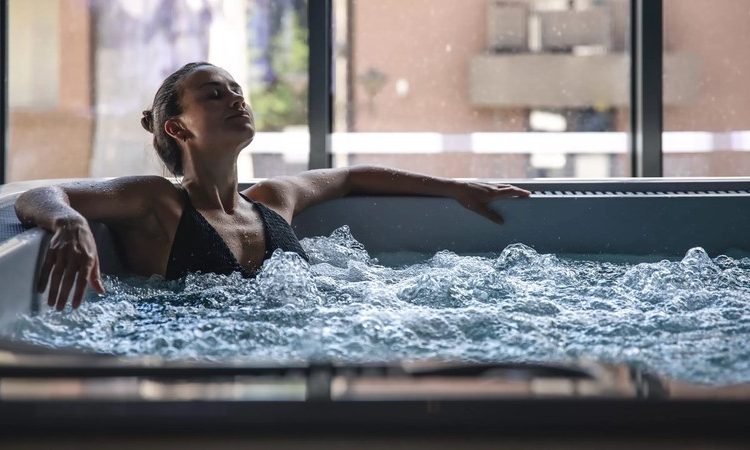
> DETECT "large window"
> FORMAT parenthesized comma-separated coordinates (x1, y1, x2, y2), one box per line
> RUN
(6, 0, 309, 183)
(3, 0, 750, 181)
(332, 0, 632, 178)
(662, 0, 750, 177)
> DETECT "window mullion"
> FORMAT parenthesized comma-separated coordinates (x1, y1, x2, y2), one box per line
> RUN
(1, 0, 8, 184)
(631, 0, 663, 177)
(307, 0, 333, 170)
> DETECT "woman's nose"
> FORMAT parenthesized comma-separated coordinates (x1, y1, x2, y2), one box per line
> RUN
(231, 93, 246, 109)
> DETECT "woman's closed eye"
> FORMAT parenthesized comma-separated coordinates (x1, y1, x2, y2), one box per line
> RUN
(208, 87, 242, 100)
(198, 76, 245, 99)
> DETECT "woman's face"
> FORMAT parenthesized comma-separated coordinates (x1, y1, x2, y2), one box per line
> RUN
(171, 66, 256, 153)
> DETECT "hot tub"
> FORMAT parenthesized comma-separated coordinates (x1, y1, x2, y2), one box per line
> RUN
(0, 178, 749, 442)
(2, 178, 749, 329)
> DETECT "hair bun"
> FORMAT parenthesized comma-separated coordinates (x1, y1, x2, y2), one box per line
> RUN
(141, 109, 155, 133)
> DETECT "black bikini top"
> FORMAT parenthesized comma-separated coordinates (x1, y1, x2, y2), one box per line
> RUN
(164, 188, 308, 280)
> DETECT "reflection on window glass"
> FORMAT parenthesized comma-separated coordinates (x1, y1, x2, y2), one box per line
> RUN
(663, 0, 750, 177)
(333, 0, 631, 178)
(7, 0, 308, 183)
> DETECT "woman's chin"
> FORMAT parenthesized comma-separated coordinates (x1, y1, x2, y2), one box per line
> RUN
(239, 132, 255, 149)
(226, 125, 255, 139)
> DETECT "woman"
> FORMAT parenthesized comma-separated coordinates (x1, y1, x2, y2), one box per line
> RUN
(15, 62, 530, 311)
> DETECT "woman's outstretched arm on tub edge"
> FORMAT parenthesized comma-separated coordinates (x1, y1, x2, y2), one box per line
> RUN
(245, 165, 531, 224)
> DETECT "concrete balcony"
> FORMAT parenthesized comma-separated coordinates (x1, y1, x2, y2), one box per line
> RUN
(469, 53, 699, 108)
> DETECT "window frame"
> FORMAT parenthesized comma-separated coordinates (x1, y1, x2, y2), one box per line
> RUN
(1, 0, 7, 184)
(630, 0, 663, 177)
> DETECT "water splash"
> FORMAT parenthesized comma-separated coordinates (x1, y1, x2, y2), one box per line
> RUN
(6, 226, 750, 384)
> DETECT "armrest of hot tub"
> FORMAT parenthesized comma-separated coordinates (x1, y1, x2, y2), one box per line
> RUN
(0, 229, 47, 326)
(0, 219, 128, 326)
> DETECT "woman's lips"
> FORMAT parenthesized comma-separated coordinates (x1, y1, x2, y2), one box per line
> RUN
(227, 112, 251, 120)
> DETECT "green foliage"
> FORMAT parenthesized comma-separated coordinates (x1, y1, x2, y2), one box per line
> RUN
(250, 10, 308, 131)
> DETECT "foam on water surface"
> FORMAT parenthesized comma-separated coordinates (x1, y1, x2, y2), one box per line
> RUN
(6, 226, 750, 385)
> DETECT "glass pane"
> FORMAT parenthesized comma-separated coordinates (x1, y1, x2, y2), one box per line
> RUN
(663, 0, 750, 177)
(7, 0, 308, 183)
(333, 0, 631, 178)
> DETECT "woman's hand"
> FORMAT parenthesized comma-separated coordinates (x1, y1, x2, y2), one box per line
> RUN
(38, 217, 106, 310)
(452, 182, 531, 224)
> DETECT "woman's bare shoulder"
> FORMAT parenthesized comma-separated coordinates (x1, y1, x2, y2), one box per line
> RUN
(241, 169, 349, 220)
(58, 176, 183, 223)
(241, 179, 294, 222)
(61, 175, 179, 198)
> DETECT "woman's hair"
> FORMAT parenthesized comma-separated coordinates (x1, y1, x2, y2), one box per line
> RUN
(141, 62, 214, 176)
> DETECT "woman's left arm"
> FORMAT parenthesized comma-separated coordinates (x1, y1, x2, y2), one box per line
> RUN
(247, 165, 530, 224)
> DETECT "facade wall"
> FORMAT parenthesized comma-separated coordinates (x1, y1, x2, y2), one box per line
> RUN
(352, 0, 750, 135)
(663, 0, 750, 132)
(8, 0, 92, 181)
(351, 0, 526, 133)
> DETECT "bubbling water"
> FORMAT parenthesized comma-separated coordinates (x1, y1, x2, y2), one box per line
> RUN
(7, 226, 750, 384)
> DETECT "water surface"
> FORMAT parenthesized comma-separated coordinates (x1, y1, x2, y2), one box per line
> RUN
(8, 226, 750, 385)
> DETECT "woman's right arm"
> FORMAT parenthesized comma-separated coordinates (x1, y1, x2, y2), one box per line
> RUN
(14, 176, 175, 311)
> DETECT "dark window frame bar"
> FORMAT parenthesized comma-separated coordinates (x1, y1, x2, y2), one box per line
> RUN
(307, 0, 333, 170)
(0, 0, 7, 184)
(630, 0, 664, 177)
(0, 0, 662, 181)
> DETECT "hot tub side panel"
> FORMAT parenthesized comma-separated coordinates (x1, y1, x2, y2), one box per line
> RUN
(292, 195, 750, 257)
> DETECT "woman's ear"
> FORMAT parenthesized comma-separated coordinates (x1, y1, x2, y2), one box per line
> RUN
(164, 118, 188, 142)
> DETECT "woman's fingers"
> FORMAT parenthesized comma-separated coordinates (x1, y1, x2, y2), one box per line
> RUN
(69, 257, 94, 309)
(51, 260, 100, 311)
(71, 258, 104, 309)
(37, 248, 56, 293)
(44, 249, 101, 311)
(38, 223, 104, 311)
(89, 257, 106, 294)
(456, 182, 529, 225)
(470, 202, 504, 225)
(55, 269, 77, 311)
(71, 269, 89, 309)
(46, 251, 66, 307)
(497, 185, 531, 197)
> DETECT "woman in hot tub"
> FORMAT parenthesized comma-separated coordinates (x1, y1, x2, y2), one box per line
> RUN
(14, 62, 530, 311)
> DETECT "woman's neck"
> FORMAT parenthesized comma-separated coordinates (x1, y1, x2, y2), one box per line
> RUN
(180, 154, 241, 214)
